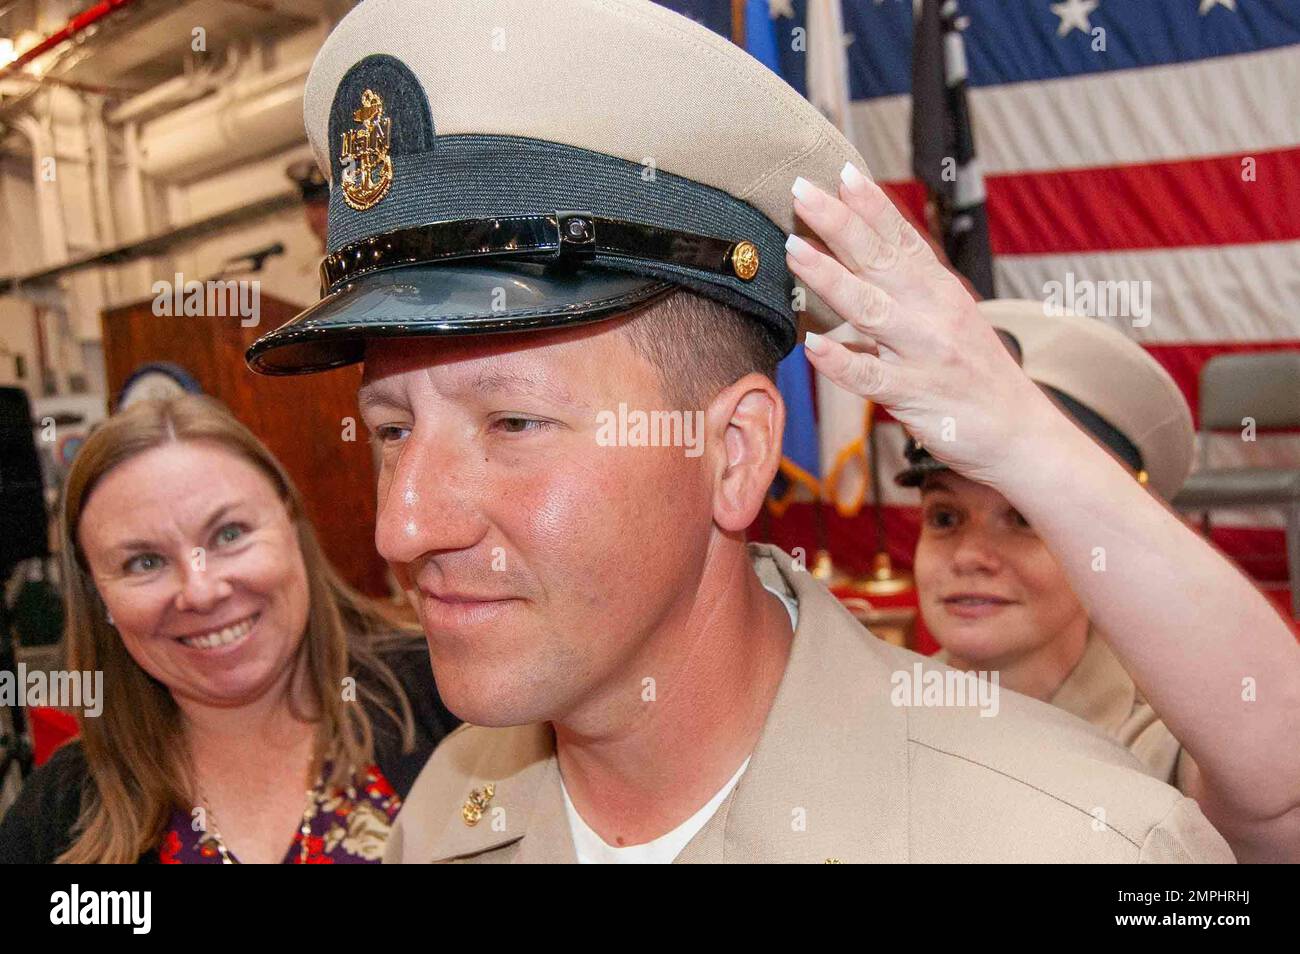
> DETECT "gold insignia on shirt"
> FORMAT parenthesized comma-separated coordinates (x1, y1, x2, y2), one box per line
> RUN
(731, 240, 760, 281)
(339, 88, 394, 211)
(462, 783, 495, 826)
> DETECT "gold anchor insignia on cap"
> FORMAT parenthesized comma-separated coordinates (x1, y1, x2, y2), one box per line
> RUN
(730, 240, 760, 281)
(339, 88, 394, 211)
(462, 783, 495, 826)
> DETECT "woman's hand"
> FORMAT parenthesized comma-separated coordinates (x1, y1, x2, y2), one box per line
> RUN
(789, 171, 1300, 862)
(787, 164, 1061, 488)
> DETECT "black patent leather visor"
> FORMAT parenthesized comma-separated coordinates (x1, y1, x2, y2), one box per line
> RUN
(245, 259, 674, 376)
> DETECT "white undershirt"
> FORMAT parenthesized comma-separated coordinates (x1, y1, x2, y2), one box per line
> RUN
(561, 581, 799, 863)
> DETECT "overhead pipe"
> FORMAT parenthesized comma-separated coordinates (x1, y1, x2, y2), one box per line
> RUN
(0, 189, 301, 294)
(9, 115, 70, 267)
(107, 44, 244, 125)
(137, 56, 311, 180)
(0, 0, 139, 81)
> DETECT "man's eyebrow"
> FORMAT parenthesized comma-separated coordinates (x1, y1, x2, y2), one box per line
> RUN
(920, 478, 951, 495)
(357, 379, 408, 414)
(470, 367, 591, 410)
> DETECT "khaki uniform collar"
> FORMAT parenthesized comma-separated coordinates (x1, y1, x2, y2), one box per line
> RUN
(933, 628, 1136, 736)
(1049, 628, 1137, 735)
(426, 543, 911, 863)
(676, 544, 910, 863)
(424, 722, 576, 862)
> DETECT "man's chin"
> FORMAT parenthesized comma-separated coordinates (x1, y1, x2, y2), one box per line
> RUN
(444, 700, 555, 729)
(431, 672, 558, 728)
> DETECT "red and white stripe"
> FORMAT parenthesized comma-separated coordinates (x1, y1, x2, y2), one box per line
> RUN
(836, 33, 1300, 585)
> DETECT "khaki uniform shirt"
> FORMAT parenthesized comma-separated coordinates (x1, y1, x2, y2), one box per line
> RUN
(934, 632, 1194, 790)
(1050, 631, 1195, 788)
(385, 545, 1232, 863)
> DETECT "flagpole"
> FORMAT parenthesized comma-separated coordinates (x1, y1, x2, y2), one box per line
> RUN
(730, 0, 746, 46)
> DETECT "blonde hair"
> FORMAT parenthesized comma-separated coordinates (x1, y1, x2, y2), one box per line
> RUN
(57, 394, 418, 863)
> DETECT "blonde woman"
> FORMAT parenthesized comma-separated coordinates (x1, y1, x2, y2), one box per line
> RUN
(0, 395, 457, 863)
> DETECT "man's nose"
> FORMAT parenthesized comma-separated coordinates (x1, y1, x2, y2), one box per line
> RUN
(375, 435, 487, 566)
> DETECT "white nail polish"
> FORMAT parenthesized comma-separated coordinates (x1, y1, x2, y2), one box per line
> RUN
(785, 233, 814, 260)
(803, 331, 827, 354)
(840, 161, 869, 191)
(791, 176, 815, 202)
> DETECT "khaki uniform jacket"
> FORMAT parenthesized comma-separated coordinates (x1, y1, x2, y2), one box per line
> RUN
(934, 632, 1193, 790)
(1050, 631, 1193, 789)
(385, 545, 1233, 863)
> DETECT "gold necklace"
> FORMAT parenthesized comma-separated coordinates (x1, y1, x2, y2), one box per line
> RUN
(198, 756, 323, 865)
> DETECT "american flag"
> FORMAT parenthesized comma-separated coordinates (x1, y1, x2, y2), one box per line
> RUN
(853, 0, 1299, 610)
(660, 0, 1300, 619)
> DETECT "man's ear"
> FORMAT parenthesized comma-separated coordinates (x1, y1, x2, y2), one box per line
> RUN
(706, 373, 785, 533)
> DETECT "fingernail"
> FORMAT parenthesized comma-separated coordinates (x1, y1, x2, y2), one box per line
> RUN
(785, 233, 817, 264)
(791, 176, 817, 203)
(803, 331, 828, 354)
(840, 161, 870, 193)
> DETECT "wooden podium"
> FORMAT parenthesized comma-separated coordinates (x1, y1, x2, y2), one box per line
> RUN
(100, 292, 389, 598)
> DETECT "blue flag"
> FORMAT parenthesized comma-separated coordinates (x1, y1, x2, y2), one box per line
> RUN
(744, 0, 821, 512)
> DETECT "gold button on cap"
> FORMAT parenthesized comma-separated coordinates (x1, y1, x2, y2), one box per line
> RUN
(731, 240, 760, 281)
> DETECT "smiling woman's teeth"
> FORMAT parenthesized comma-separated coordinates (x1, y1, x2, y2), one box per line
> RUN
(180, 616, 255, 649)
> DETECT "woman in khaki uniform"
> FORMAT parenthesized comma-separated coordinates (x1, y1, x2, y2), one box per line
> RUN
(899, 299, 1300, 862)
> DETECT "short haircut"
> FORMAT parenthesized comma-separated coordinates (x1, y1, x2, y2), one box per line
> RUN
(618, 289, 785, 409)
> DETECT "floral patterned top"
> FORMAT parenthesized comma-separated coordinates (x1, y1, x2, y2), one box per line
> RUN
(157, 764, 402, 864)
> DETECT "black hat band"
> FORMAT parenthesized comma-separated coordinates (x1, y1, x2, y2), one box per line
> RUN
(319, 213, 761, 298)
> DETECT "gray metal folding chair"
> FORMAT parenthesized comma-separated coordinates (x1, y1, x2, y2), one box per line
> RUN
(1172, 351, 1300, 619)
